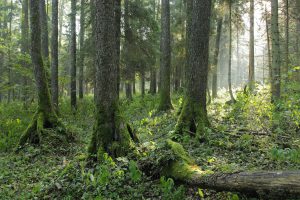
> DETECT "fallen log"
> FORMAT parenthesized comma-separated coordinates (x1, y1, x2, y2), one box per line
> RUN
(162, 140, 300, 199)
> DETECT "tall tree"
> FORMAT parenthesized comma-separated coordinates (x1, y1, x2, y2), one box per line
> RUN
(271, 0, 281, 101)
(21, 0, 29, 102)
(51, 0, 59, 109)
(248, 0, 255, 90)
(149, 0, 157, 95)
(284, 0, 289, 77)
(88, 0, 131, 159)
(124, 0, 133, 100)
(297, 0, 300, 67)
(7, 0, 13, 102)
(78, 0, 86, 99)
(58, 0, 65, 47)
(228, 0, 235, 102)
(175, 0, 211, 136)
(70, 0, 77, 110)
(212, 18, 222, 99)
(115, 0, 121, 98)
(158, 0, 172, 111)
(19, 0, 66, 146)
(39, 0, 50, 67)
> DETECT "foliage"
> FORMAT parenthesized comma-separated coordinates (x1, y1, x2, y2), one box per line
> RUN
(1, 90, 300, 199)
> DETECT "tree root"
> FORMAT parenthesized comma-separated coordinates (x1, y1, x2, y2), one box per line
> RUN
(18, 111, 73, 149)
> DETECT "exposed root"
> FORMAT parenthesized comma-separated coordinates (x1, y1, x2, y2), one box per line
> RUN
(18, 111, 74, 151)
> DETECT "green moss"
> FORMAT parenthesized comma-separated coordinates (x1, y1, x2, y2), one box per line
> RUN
(163, 140, 214, 181)
(166, 140, 194, 164)
(175, 98, 209, 137)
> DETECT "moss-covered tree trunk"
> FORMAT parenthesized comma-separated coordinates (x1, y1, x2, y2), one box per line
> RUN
(158, 0, 173, 111)
(175, 0, 210, 137)
(88, 0, 133, 160)
(19, 0, 65, 146)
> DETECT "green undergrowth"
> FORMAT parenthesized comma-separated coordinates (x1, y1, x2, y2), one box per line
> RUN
(1, 86, 300, 199)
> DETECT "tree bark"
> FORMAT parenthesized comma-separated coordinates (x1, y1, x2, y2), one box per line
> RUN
(124, 0, 133, 100)
(78, 0, 86, 99)
(212, 17, 222, 99)
(265, 7, 272, 82)
(70, 0, 77, 110)
(158, 0, 173, 111)
(51, 0, 59, 110)
(115, 0, 121, 98)
(21, 0, 29, 103)
(248, 0, 255, 91)
(39, 0, 50, 72)
(284, 0, 289, 78)
(58, 0, 64, 48)
(271, 0, 281, 101)
(228, 0, 235, 102)
(140, 71, 145, 97)
(149, 0, 158, 95)
(88, 0, 132, 160)
(150, 69, 157, 94)
(175, 0, 211, 137)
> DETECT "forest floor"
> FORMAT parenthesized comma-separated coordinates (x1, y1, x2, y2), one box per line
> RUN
(0, 85, 300, 200)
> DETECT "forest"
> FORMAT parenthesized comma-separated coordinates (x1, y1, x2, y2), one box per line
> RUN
(0, 0, 300, 199)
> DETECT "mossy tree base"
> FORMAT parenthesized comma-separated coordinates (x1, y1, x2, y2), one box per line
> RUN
(162, 140, 300, 198)
(175, 99, 209, 138)
(18, 111, 71, 147)
(88, 118, 136, 162)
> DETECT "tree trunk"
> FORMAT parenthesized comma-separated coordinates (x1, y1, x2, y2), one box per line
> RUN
(58, 0, 64, 48)
(51, 0, 59, 110)
(133, 77, 136, 95)
(21, 0, 29, 103)
(212, 18, 222, 99)
(248, 0, 255, 91)
(159, 0, 173, 111)
(158, 140, 300, 199)
(78, 0, 86, 99)
(297, 0, 300, 70)
(149, 0, 158, 95)
(149, 68, 157, 94)
(126, 83, 132, 100)
(19, 0, 68, 146)
(39, 0, 50, 74)
(271, 0, 281, 101)
(70, 0, 77, 110)
(265, 7, 272, 82)
(140, 71, 145, 97)
(115, 0, 121, 98)
(284, 0, 289, 78)
(175, 0, 211, 137)
(124, 0, 133, 101)
(88, 0, 132, 160)
(228, 0, 235, 102)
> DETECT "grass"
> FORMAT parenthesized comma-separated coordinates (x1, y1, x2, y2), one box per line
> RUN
(0, 85, 299, 199)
